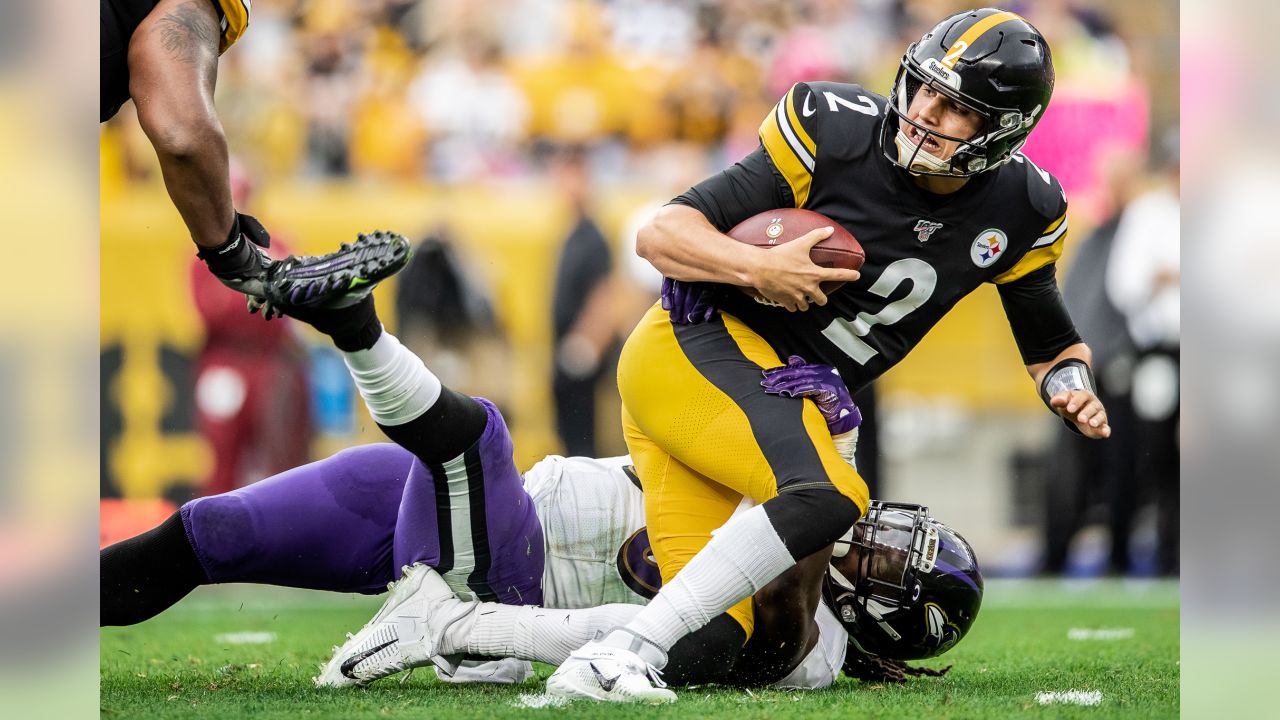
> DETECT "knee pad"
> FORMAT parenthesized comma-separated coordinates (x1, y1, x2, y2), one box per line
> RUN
(180, 495, 256, 582)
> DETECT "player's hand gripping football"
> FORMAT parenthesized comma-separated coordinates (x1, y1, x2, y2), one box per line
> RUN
(1048, 389, 1112, 439)
(661, 277, 718, 325)
(745, 227, 861, 312)
(761, 355, 861, 435)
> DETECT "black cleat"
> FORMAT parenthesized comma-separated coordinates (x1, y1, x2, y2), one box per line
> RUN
(250, 230, 411, 319)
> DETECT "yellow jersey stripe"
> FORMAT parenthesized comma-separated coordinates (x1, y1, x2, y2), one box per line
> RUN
(214, 0, 251, 53)
(1032, 215, 1069, 248)
(942, 11, 1024, 69)
(783, 86, 817, 158)
(759, 103, 813, 207)
(1041, 211, 1067, 235)
(993, 231, 1067, 284)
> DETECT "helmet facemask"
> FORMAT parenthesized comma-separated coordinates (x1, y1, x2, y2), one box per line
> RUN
(881, 47, 1041, 178)
(826, 500, 983, 661)
(828, 503, 938, 651)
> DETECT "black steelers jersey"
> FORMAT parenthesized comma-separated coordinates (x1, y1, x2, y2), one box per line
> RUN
(101, 0, 252, 122)
(672, 81, 1075, 393)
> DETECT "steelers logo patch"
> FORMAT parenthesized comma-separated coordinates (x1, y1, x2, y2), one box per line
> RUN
(970, 229, 1007, 268)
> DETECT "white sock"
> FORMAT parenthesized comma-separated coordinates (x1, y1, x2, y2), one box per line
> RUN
(341, 329, 442, 425)
(462, 603, 643, 665)
(602, 505, 795, 667)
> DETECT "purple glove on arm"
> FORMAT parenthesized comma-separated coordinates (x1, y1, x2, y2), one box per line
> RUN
(661, 277, 718, 325)
(760, 355, 862, 435)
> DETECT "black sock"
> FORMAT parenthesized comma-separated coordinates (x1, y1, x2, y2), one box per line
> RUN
(101, 511, 209, 626)
(286, 295, 383, 352)
(377, 387, 489, 465)
(662, 614, 746, 686)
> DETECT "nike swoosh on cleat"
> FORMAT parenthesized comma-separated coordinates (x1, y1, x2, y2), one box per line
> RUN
(348, 277, 370, 289)
(339, 639, 397, 679)
(589, 662, 620, 692)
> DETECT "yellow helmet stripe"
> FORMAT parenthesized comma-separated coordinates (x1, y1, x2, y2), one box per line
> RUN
(941, 10, 1025, 70)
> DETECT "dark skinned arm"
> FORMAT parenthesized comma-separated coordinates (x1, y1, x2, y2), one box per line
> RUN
(732, 545, 833, 686)
(128, 0, 234, 249)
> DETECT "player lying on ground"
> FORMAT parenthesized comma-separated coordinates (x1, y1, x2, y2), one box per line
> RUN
(544, 8, 1111, 703)
(100, 238, 982, 696)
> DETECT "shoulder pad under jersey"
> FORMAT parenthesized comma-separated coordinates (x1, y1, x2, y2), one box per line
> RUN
(757, 81, 888, 207)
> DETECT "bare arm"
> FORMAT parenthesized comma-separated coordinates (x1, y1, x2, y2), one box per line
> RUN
(1026, 342, 1111, 439)
(128, 0, 234, 249)
(733, 546, 832, 686)
(556, 276, 622, 377)
(637, 204, 861, 312)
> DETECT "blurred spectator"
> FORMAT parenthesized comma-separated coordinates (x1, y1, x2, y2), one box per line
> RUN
(1017, 0, 1148, 222)
(1106, 133, 1180, 575)
(394, 226, 513, 411)
(407, 34, 529, 181)
(349, 27, 428, 178)
(189, 160, 313, 497)
(299, 2, 365, 177)
(549, 146, 616, 457)
(1043, 146, 1143, 575)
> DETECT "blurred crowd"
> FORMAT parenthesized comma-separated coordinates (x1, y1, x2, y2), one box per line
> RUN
(102, 0, 1166, 207)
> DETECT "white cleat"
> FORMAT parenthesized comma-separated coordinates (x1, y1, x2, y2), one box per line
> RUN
(314, 563, 476, 688)
(545, 641, 677, 704)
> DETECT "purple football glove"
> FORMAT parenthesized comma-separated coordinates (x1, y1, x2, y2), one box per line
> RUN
(761, 355, 862, 435)
(661, 277, 718, 325)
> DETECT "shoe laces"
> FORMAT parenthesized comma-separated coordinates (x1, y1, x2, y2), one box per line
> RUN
(614, 655, 667, 689)
(645, 664, 668, 689)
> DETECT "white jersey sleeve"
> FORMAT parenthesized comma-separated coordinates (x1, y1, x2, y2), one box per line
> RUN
(770, 601, 849, 690)
(522, 455, 651, 609)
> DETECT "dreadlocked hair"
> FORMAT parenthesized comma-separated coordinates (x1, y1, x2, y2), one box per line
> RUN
(842, 652, 953, 684)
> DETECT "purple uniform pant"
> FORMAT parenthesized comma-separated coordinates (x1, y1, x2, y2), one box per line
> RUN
(179, 399, 544, 605)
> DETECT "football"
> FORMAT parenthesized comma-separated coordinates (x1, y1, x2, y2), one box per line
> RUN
(727, 208, 865, 297)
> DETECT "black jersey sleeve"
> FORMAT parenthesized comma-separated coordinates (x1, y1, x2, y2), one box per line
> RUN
(668, 146, 793, 233)
(997, 263, 1083, 365)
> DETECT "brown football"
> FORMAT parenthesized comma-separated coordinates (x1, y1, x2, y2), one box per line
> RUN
(727, 209, 864, 297)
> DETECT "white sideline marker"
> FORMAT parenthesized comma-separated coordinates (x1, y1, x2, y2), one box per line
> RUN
(1036, 690, 1103, 706)
(214, 631, 277, 645)
(512, 694, 570, 709)
(1067, 627, 1136, 641)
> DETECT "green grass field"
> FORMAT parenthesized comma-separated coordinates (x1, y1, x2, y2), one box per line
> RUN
(101, 579, 1178, 719)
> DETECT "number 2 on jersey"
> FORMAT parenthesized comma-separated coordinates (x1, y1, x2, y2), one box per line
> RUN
(820, 258, 937, 364)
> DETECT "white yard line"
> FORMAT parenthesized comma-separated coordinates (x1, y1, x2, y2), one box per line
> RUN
(1036, 690, 1104, 706)
(1068, 627, 1136, 640)
(214, 631, 277, 645)
(512, 694, 571, 709)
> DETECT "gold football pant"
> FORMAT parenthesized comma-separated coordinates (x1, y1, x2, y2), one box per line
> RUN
(618, 303, 868, 637)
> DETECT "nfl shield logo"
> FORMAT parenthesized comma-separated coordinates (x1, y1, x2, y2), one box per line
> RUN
(914, 220, 943, 242)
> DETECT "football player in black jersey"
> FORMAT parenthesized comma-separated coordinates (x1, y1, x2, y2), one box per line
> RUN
(100, 0, 272, 293)
(102, 0, 405, 306)
(548, 8, 1109, 703)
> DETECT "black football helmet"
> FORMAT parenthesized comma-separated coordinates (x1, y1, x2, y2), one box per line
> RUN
(880, 8, 1055, 176)
(824, 501, 983, 661)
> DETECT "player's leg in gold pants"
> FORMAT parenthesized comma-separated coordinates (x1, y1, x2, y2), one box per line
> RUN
(618, 303, 868, 637)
